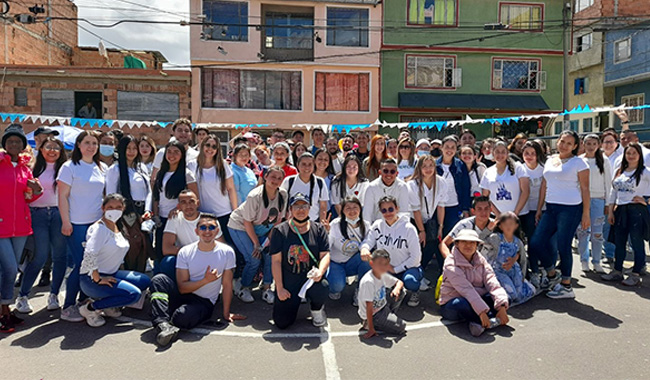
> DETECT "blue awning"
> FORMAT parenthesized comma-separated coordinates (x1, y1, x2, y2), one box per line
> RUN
(398, 93, 550, 111)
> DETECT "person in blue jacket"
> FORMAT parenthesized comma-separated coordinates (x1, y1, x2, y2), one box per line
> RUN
(436, 135, 471, 237)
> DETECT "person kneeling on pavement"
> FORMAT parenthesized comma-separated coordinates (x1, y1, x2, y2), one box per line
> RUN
(438, 229, 509, 337)
(149, 213, 245, 347)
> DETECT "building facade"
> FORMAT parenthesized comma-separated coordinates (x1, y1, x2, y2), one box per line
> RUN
(380, 0, 565, 139)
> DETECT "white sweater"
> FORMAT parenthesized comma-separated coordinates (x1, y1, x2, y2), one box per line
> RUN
(361, 215, 421, 273)
(362, 177, 411, 222)
(580, 155, 612, 204)
(328, 218, 371, 264)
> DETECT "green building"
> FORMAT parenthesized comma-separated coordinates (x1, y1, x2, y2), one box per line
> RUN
(380, 0, 565, 139)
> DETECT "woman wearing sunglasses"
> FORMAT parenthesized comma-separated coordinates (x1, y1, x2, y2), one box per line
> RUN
(396, 138, 416, 180)
(361, 195, 422, 307)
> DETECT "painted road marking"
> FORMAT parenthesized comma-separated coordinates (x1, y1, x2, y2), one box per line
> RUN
(320, 325, 342, 380)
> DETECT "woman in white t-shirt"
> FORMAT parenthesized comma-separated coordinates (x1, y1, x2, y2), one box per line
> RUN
(188, 135, 238, 250)
(602, 144, 650, 286)
(396, 137, 416, 180)
(577, 134, 612, 274)
(519, 140, 546, 271)
(330, 155, 369, 216)
(152, 140, 198, 267)
(459, 144, 487, 199)
(529, 131, 590, 300)
(480, 141, 530, 217)
(78, 194, 151, 327)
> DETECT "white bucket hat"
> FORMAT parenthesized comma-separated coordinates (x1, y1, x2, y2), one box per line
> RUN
(453, 229, 483, 244)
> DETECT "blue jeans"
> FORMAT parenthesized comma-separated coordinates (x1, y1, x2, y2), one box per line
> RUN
(613, 205, 647, 274)
(440, 295, 496, 324)
(326, 253, 371, 294)
(442, 205, 462, 238)
(531, 203, 583, 281)
(0, 236, 28, 305)
(64, 223, 92, 309)
(602, 222, 615, 259)
(228, 227, 272, 287)
(153, 217, 168, 272)
(159, 255, 177, 284)
(80, 270, 151, 309)
(20, 207, 67, 297)
(577, 198, 606, 265)
(393, 267, 423, 292)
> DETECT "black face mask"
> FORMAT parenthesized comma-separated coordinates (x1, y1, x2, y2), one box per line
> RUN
(293, 216, 310, 224)
(431, 148, 442, 157)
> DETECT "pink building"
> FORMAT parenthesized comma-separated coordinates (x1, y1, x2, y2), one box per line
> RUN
(189, 0, 381, 138)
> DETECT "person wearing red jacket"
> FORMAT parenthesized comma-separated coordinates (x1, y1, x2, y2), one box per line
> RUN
(0, 124, 43, 333)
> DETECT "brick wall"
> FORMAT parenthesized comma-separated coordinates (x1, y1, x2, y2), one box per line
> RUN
(576, 0, 643, 23)
(72, 48, 163, 70)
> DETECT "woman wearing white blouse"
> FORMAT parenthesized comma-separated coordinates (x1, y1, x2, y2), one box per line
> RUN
(480, 141, 530, 217)
(330, 155, 369, 216)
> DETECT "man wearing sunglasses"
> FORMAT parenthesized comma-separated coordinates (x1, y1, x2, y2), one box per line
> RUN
(363, 158, 410, 222)
(149, 213, 245, 347)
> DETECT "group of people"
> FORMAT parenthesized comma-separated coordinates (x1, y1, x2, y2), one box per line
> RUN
(0, 111, 647, 344)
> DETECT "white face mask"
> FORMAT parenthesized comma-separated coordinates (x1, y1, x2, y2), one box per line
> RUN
(484, 153, 494, 160)
(347, 216, 360, 225)
(104, 209, 123, 223)
(417, 150, 430, 157)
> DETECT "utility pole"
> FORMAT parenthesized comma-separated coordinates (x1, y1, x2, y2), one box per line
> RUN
(562, 1, 572, 129)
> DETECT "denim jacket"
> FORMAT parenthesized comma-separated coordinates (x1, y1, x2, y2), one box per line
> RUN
(436, 156, 471, 213)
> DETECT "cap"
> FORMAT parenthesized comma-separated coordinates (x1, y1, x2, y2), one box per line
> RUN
(431, 139, 442, 146)
(416, 139, 431, 148)
(34, 127, 60, 137)
(453, 229, 484, 244)
(290, 192, 311, 206)
(2, 124, 27, 149)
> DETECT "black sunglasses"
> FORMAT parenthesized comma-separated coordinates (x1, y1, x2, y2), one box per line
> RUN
(380, 207, 395, 214)
(382, 169, 396, 175)
(198, 225, 218, 231)
(399, 145, 412, 149)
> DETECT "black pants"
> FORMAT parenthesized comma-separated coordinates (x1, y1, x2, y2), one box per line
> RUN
(149, 274, 214, 329)
(273, 279, 328, 330)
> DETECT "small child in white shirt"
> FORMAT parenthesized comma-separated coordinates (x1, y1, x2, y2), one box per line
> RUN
(358, 249, 406, 338)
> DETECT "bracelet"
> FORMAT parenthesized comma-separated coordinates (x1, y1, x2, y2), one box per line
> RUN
(622, 121, 629, 124)
(93, 276, 101, 284)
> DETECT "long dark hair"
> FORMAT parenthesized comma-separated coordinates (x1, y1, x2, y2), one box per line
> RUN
(154, 140, 187, 201)
(292, 142, 308, 167)
(332, 155, 367, 201)
(493, 141, 515, 175)
(339, 196, 366, 240)
(117, 135, 144, 213)
(508, 133, 527, 155)
(493, 211, 523, 241)
(33, 137, 66, 190)
(522, 140, 546, 167)
(313, 148, 335, 177)
(71, 131, 102, 168)
(559, 130, 580, 156)
(618, 143, 645, 186)
(583, 134, 605, 175)
(196, 134, 227, 194)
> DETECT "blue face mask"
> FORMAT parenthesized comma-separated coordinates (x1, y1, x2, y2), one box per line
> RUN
(100, 144, 115, 157)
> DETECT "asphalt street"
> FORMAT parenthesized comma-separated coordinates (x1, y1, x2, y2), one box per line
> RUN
(2, 253, 649, 380)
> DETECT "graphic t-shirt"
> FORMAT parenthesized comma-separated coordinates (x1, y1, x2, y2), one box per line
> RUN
(609, 168, 650, 206)
(228, 186, 288, 236)
(357, 271, 398, 320)
(479, 163, 529, 215)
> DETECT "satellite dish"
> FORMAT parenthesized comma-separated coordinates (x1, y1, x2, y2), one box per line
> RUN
(98, 40, 108, 58)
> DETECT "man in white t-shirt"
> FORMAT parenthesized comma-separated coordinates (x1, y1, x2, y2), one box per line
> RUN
(160, 190, 223, 280)
(149, 213, 245, 347)
(439, 196, 495, 260)
(363, 158, 410, 222)
(151, 118, 200, 185)
(281, 153, 329, 221)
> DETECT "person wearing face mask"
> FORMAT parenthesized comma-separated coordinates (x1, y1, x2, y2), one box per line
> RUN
(78, 194, 151, 327)
(430, 139, 442, 159)
(415, 139, 431, 158)
(98, 131, 117, 167)
(480, 138, 496, 168)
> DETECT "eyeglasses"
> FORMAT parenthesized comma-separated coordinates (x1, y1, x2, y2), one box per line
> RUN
(399, 145, 412, 150)
(198, 225, 218, 231)
(204, 144, 218, 150)
(43, 146, 62, 152)
(292, 204, 310, 210)
(381, 169, 396, 175)
(380, 207, 395, 214)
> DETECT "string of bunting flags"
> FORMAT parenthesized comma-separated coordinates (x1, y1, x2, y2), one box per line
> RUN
(1, 104, 649, 133)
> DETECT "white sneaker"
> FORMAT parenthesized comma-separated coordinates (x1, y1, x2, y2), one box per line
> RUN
(15, 296, 33, 314)
(310, 307, 327, 327)
(262, 288, 274, 304)
(328, 292, 341, 301)
(592, 263, 606, 274)
(233, 278, 243, 294)
(419, 279, 430, 291)
(47, 293, 60, 311)
(581, 261, 590, 273)
(236, 287, 254, 303)
(407, 291, 420, 307)
(102, 307, 122, 318)
(79, 304, 106, 327)
(546, 284, 575, 299)
(60, 305, 85, 323)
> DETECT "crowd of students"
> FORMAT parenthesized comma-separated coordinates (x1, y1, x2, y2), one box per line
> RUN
(0, 112, 648, 344)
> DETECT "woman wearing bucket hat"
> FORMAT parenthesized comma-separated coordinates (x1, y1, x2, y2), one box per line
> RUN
(0, 124, 43, 332)
(438, 229, 509, 337)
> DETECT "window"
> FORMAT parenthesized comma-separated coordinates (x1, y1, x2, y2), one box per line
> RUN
(14, 88, 27, 106)
(614, 38, 631, 63)
(574, 77, 589, 95)
(576, 33, 592, 52)
(117, 92, 179, 121)
(406, 55, 459, 88)
(203, 1, 248, 42)
(621, 94, 644, 125)
(315, 72, 370, 112)
(499, 3, 543, 31)
(265, 12, 313, 49)
(583, 118, 593, 133)
(326, 8, 369, 47)
(569, 120, 579, 132)
(554, 121, 563, 135)
(201, 68, 302, 110)
(407, 0, 457, 26)
(492, 58, 545, 91)
(576, 0, 594, 12)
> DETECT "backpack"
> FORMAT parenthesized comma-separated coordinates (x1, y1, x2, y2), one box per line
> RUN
(288, 175, 324, 205)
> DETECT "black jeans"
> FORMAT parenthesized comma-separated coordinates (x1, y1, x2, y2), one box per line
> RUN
(273, 279, 328, 329)
(149, 274, 214, 330)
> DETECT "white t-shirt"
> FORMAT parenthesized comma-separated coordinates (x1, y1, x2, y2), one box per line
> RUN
(468, 164, 487, 197)
(187, 160, 234, 217)
(153, 146, 199, 170)
(164, 212, 222, 248)
(522, 163, 545, 213)
(80, 222, 130, 275)
(328, 219, 370, 264)
(357, 271, 398, 320)
(480, 163, 529, 215)
(31, 162, 57, 208)
(407, 176, 448, 223)
(105, 163, 150, 202)
(397, 159, 416, 180)
(582, 156, 612, 202)
(448, 216, 494, 242)
(543, 156, 589, 206)
(176, 241, 236, 304)
(609, 168, 650, 206)
(57, 160, 107, 224)
(281, 174, 330, 221)
(156, 169, 197, 217)
(330, 179, 369, 206)
(439, 164, 458, 207)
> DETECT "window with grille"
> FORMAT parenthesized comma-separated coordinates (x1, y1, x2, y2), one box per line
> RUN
(621, 94, 644, 125)
(315, 72, 370, 112)
(499, 3, 543, 31)
(492, 58, 545, 91)
(614, 38, 631, 63)
(406, 55, 460, 88)
(407, 0, 457, 26)
(576, 33, 592, 52)
(202, 1, 248, 41)
(326, 8, 369, 47)
(583, 118, 593, 133)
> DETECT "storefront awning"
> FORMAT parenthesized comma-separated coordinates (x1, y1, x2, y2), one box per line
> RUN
(398, 93, 550, 111)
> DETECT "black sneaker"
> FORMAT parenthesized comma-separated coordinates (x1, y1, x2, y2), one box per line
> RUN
(0, 315, 15, 333)
(37, 271, 51, 287)
(156, 322, 180, 347)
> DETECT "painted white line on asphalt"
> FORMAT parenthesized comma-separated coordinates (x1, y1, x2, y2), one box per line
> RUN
(320, 325, 342, 380)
